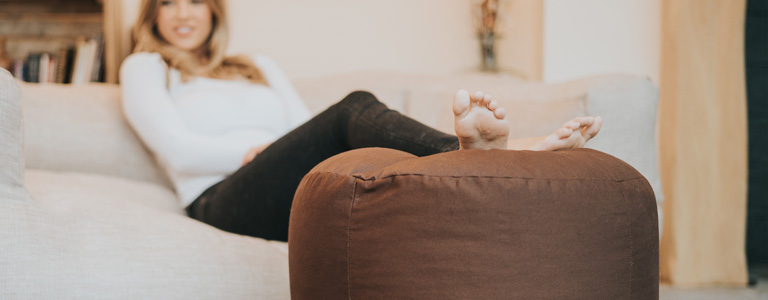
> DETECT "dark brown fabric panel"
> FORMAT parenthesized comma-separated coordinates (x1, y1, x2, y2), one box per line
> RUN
(372, 148, 644, 182)
(289, 173, 355, 299)
(622, 178, 660, 300)
(290, 148, 658, 299)
(306, 147, 645, 182)
(305, 147, 417, 177)
(289, 148, 419, 299)
(348, 176, 632, 299)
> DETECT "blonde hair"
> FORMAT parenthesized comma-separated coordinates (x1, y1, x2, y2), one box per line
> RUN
(132, 0, 267, 84)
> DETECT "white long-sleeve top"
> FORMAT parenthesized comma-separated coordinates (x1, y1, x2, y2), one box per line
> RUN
(120, 52, 311, 207)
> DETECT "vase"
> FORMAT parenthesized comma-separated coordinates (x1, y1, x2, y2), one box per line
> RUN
(479, 32, 497, 72)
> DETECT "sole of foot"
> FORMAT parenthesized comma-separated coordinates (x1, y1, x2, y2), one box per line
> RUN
(453, 89, 510, 150)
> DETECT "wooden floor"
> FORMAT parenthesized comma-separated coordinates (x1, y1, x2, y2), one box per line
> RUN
(660, 266, 768, 300)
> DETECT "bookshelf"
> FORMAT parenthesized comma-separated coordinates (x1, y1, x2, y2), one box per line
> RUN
(0, 0, 105, 84)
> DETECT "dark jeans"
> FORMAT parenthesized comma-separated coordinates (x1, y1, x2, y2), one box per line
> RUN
(186, 91, 460, 241)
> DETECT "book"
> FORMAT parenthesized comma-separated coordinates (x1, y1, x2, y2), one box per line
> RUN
(39, 53, 49, 84)
(26, 53, 41, 83)
(85, 39, 96, 82)
(76, 38, 97, 84)
(70, 36, 89, 85)
(17, 36, 103, 84)
(12, 60, 24, 80)
(47, 56, 57, 83)
(62, 47, 75, 84)
(55, 47, 69, 83)
(90, 34, 104, 82)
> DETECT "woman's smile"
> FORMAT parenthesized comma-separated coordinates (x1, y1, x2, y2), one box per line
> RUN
(156, 0, 212, 51)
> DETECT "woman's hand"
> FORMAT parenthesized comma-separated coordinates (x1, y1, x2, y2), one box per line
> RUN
(241, 143, 271, 166)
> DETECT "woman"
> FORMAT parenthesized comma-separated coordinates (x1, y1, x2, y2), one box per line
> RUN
(121, 0, 602, 241)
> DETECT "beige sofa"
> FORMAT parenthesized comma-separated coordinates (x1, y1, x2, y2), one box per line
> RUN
(0, 67, 659, 299)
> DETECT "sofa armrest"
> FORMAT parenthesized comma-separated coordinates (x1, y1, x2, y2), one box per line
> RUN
(578, 75, 663, 218)
(0, 68, 26, 200)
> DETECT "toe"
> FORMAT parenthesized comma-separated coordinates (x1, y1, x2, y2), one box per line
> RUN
(453, 89, 471, 116)
(578, 116, 594, 127)
(471, 91, 484, 103)
(494, 107, 506, 119)
(556, 127, 572, 138)
(481, 94, 493, 106)
(583, 116, 603, 138)
(565, 121, 580, 130)
(487, 100, 499, 111)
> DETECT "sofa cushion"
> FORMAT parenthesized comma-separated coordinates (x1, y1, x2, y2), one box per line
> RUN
(25, 169, 182, 215)
(3, 169, 291, 299)
(20, 82, 171, 188)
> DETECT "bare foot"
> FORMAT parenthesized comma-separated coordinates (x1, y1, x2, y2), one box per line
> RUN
(453, 90, 509, 150)
(507, 116, 603, 151)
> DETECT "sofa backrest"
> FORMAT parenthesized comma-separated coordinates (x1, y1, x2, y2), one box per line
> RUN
(295, 71, 663, 230)
(292, 71, 587, 139)
(20, 82, 172, 189)
(16, 71, 662, 230)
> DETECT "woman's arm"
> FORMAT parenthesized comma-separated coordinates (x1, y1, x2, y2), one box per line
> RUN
(253, 55, 311, 129)
(120, 53, 272, 175)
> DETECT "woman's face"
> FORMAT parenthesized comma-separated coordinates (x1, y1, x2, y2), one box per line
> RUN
(156, 0, 213, 51)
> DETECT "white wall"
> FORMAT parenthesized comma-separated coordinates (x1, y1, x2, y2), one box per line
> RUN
(228, 0, 483, 79)
(115, 0, 659, 82)
(542, 0, 660, 83)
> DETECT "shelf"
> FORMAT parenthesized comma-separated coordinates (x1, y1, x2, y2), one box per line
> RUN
(0, 0, 102, 14)
(0, 12, 102, 23)
(0, 0, 105, 84)
(0, 19, 103, 40)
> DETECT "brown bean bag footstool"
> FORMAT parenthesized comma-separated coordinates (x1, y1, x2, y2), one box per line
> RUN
(289, 148, 658, 300)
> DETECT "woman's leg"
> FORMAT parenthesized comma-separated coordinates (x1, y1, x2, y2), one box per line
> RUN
(187, 91, 459, 241)
(187, 90, 602, 241)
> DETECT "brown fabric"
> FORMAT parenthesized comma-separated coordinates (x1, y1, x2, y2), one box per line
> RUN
(289, 148, 658, 300)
